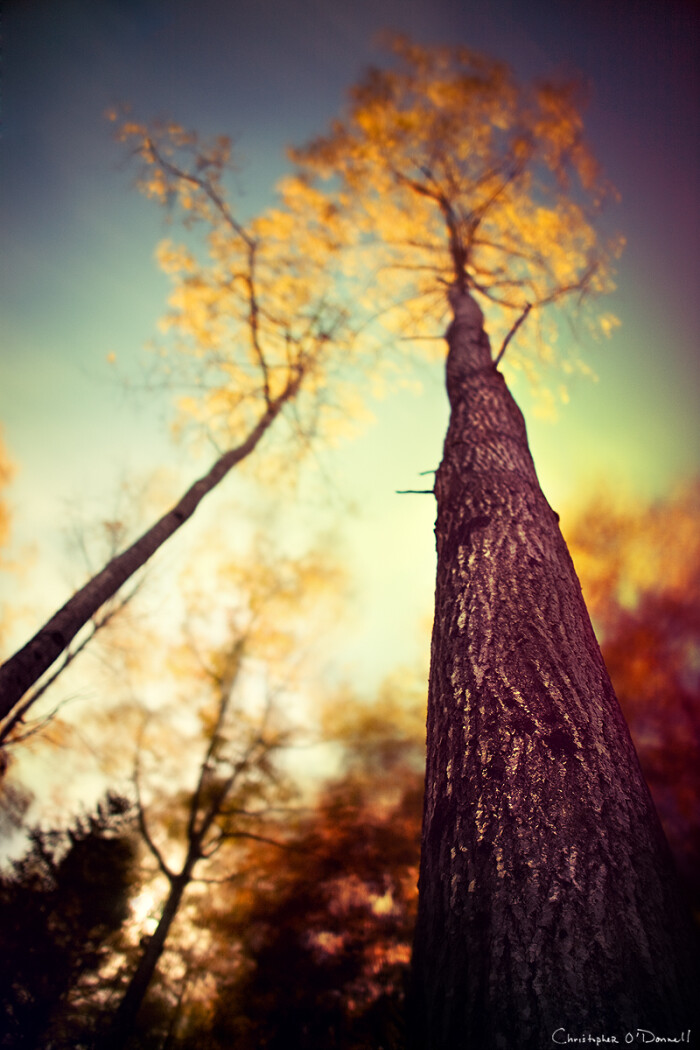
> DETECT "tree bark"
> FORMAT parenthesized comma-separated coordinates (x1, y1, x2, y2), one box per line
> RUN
(0, 381, 299, 724)
(409, 288, 698, 1049)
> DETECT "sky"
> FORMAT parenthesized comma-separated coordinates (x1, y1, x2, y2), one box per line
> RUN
(1, 0, 699, 774)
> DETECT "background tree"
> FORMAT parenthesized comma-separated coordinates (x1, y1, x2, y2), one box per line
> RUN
(102, 645, 288, 1049)
(98, 536, 343, 1049)
(291, 36, 698, 1046)
(0, 119, 355, 725)
(162, 675, 425, 1050)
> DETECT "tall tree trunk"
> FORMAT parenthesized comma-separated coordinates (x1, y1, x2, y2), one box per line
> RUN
(0, 380, 300, 724)
(409, 288, 698, 1049)
(103, 867, 192, 1049)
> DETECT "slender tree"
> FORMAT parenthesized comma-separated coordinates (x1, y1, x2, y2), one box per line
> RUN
(101, 639, 290, 1050)
(101, 535, 339, 1049)
(0, 121, 352, 726)
(292, 37, 699, 1046)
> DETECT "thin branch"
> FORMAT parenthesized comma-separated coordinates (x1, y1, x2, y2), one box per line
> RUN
(207, 829, 298, 851)
(396, 489, 435, 495)
(187, 636, 247, 842)
(191, 869, 250, 885)
(145, 138, 254, 249)
(465, 151, 532, 235)
(194, 734, 265, 850)
(0, 581, 142, 746)
(215, 801, 311, 820)
(493, 302, 532, 368)
(133, 725, 174, 881)
(469, 277, 533, 311)
(244, 252, 271, 406)
(389, 165, 466, 283)
(1, 694, 79, 747)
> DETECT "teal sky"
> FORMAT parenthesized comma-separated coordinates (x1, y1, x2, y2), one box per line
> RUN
(1, 0, 699, 695)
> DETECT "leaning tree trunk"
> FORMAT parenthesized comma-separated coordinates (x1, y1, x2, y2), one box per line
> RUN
(409, 287, 698, 1049)
(0, 375, 302, 724)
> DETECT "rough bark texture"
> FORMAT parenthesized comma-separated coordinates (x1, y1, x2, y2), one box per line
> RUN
(409, 289, 699, 1049)
(0, 383, 299, 723)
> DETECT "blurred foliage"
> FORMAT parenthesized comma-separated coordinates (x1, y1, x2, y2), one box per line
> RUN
(144, 680, 425, 1050)
(207, 774, 420, 1050)
(566, 478, 700, 916)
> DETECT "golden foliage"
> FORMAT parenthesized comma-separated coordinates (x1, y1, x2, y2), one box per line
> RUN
(109, 110, 363, 461)
(291, 34, 623, 379)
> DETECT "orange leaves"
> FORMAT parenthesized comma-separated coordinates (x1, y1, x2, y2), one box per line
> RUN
(291, 35, 622, 387)
(109, 43, 623, 464)
(110, 112, 365, 464)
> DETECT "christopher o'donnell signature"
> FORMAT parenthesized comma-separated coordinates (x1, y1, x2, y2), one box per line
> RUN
(552, 1028, 693, 1045)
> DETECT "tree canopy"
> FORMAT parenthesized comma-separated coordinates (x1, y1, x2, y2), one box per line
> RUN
(291, 35, 623, 382)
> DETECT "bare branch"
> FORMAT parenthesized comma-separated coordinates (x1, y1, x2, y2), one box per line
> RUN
(187, 636, 247, 842)
(492, 302, 532, 368)
(206, 829, 298, 852)
(144, 137, 254, 249)
(0, 694, 78, 747)
(0, 581, 142, 746)
(133, 725, 174, 881)
(244, 249, 271, 406)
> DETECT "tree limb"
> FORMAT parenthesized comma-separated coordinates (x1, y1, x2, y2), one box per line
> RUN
(492, 302, 532, 368)
(133, 731, 174, 882)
